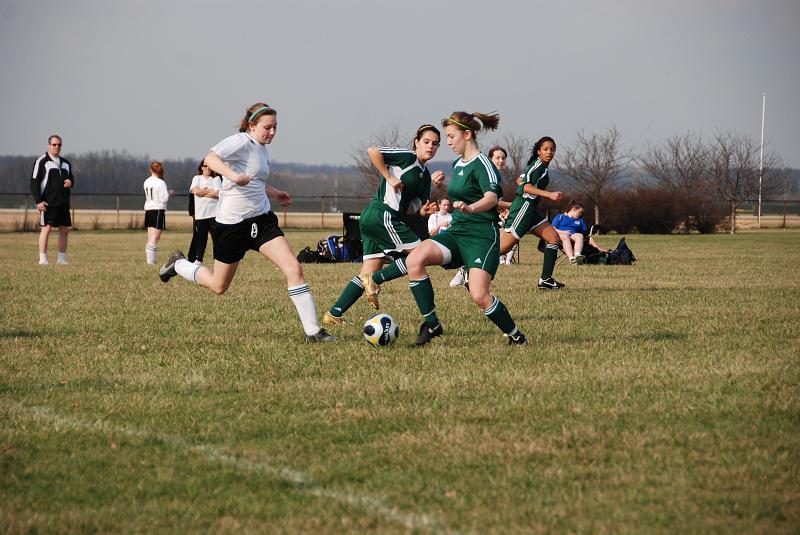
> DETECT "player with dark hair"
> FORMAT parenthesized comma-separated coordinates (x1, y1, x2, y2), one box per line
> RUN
(187, 159, 221, 264)
(323, 124, 443, 325)
(500, 136, 565, 288)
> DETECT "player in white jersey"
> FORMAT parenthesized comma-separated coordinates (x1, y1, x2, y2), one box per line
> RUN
(187, 160, 221, 264)
(158, 102, 335, 343)
(143, 161, 170, 265)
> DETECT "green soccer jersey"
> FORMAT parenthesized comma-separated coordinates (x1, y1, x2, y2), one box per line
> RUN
(371, 148, 431, 217)
(517, 158, 550, 205)
(448, 152, 503, 224)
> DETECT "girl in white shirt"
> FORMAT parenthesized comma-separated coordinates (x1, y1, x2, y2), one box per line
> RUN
(187, 160, 221, 264)
(143, 161, 170, 264)
(159, 102, 334, 343)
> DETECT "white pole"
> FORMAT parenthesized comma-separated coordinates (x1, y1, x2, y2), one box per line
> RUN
(758, 92, 766, 229)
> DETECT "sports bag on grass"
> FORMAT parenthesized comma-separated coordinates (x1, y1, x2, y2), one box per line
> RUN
(606, 237, 636, 265)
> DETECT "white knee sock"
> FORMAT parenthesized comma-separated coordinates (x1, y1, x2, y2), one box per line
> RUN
(146, 243, 157, 264)
(175, 258, 202, 284)
(288, 284, 320, 336)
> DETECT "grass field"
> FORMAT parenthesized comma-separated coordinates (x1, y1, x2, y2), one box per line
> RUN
(2, 229, 799, 533)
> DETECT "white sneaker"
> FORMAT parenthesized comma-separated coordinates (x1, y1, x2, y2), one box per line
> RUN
(449, 268, 465, 287)
(57, 259, 69, 265)
(38, 258, 49, 265)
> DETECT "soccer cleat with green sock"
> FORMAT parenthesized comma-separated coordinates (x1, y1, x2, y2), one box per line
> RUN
(507, 332, 528, 346)
(322, 311, 349, 326)
(537, 277, 565, 290)
(360, 274, 381, 310)
(413, 322, 443, 346)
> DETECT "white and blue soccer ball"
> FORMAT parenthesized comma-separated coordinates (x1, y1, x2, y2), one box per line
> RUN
(363, 313, 399, 346)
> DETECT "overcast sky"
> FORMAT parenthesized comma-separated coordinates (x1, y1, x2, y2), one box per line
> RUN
(1, 0, 798, 167)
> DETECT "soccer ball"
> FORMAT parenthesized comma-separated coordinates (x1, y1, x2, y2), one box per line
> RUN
(363, 313, 399, 346)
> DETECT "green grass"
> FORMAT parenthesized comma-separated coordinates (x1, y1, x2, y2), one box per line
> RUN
(2, 229, 799, 533)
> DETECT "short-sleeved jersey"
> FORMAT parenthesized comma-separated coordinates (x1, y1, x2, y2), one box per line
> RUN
(552, 213, 588, 235)
(210, 132, 271, 224)
(190, 174, 222, 220)
(143, 176, 170, 210)
(517, 158, 549, 205)
(447, 153, 502, 224)
(370, 147, 431, 217)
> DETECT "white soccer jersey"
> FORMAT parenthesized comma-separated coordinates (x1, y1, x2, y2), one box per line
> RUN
(189, 174, 222, 220)
(143, 176, 170, 210)
(427, 211, 452, 234)
(210, 132, 271, 224)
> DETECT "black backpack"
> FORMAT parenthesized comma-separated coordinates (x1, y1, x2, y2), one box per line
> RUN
(296, 246, 336, 263)
(606, 237, 636, 265)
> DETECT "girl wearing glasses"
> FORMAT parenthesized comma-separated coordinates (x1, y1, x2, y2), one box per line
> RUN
(186, 160, 221, 264)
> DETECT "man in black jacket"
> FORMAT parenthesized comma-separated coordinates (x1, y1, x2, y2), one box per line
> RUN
(31, 135, 74, 265)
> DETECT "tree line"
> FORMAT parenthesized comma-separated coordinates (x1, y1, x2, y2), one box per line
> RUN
(2, 128, 797, 233)
(0, 151, 364, 199)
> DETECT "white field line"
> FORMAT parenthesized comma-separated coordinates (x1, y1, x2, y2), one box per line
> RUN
(4, 402, 457, 534)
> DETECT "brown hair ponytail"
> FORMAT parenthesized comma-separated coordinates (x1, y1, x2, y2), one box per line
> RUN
(441, 111, 500, 138)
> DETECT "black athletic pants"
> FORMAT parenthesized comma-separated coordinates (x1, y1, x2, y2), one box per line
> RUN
(188, 218, 214, 262)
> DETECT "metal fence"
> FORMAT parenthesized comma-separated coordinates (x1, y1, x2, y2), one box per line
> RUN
(1, 193, 798, 231)
(0, 192, 375, 231)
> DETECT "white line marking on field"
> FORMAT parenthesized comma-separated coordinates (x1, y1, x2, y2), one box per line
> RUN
(4, 402, 457, 534)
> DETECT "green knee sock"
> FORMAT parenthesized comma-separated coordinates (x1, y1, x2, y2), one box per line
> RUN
(372, 257, 408, 284)
(409, 276, 439, 327)
(541, 243, 559, 279)
(329, 276, 364, 317)
(484, 297, 519, 336)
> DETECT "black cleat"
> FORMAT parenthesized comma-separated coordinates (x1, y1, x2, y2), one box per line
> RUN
(305, 328, 336, 343)
(537, 277, 565, 290)
(508, 332, 528, 346)
(414, 322, 443, 346)
(159, 250, 186, 282)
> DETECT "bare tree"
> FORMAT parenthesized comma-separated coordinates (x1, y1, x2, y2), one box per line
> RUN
(639, 132, 723, 233)
(555, 126, 629, 225)
(640, 132, 709, 193)
(349, 123, 405, 193)
(709, 131, 789, 233)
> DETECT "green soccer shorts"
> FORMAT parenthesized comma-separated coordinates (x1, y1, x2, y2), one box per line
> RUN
(430, 220, 500, 277)
(359, 203, 421, 260)
(503, 197, 548, 239)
